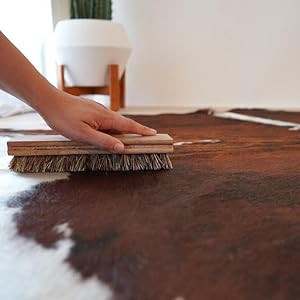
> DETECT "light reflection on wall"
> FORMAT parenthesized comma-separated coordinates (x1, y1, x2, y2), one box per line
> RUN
(0, 0, 56, 107)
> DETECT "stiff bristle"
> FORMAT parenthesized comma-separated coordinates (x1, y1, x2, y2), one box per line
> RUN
(9, 154, 173, 173)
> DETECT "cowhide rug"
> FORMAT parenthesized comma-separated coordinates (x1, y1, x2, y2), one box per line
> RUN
(0, 110, 299, 300)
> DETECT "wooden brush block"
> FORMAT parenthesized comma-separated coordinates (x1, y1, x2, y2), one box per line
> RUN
(7, 134, 174, 156)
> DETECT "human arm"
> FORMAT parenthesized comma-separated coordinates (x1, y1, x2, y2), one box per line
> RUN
(0, 31, 156, 153)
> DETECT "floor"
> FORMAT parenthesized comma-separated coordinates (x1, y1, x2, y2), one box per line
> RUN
(0, 108, 299, 300)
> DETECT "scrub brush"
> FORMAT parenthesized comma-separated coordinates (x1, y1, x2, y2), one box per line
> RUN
(7, 134, 173, 172)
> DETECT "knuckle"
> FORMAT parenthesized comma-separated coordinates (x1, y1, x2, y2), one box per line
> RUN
(101, 117, 115, 129)
(123, 117, 137, 129)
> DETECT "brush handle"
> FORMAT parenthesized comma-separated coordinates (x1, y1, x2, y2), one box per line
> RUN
(8, 134, 173, 145)
(8, 134, 174, 156)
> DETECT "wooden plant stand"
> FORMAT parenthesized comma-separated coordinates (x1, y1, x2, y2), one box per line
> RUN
(57, 64, 125, 111)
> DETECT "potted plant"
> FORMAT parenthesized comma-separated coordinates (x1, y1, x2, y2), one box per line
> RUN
(54, 0, 132, 87)
(70, 0, 112, 19)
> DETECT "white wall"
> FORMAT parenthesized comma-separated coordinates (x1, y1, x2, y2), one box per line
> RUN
(51, 0, 70, 27)
(0, 0, 53, 75)
(113, 0, 300, 109)
(0, 0, 54, 113)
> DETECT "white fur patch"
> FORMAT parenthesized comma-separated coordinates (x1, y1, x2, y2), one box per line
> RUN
(213, 111, 300, 130)
(174, 139, 221, 146)
(0, 138, 112, 300)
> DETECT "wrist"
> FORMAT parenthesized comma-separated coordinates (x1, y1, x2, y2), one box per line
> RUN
(30, 85, 64, 118)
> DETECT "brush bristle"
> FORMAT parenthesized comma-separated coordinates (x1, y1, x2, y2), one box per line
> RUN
(9, 154, 173, 173)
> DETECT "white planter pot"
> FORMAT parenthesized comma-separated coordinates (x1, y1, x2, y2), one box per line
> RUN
(54, 19, 132, 87)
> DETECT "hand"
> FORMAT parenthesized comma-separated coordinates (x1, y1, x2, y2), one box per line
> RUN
(39, 89, 157, 153)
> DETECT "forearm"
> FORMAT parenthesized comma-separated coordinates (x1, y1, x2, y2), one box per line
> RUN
(0, 31, 57, 113)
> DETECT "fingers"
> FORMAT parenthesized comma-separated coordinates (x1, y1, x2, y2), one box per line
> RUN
(83, 99, 157, 135)
(109, 114, 157, 136)
(81, 126, 125, 153)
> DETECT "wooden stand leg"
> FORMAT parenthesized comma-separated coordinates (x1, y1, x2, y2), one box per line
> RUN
(120, 71, 126, 108)
(109, 64, 120, 111)
(57, 65, 66, 91)
(57, 64, 125, 111)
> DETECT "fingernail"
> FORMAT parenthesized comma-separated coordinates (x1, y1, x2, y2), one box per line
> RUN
(114, 143, 124, 153)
